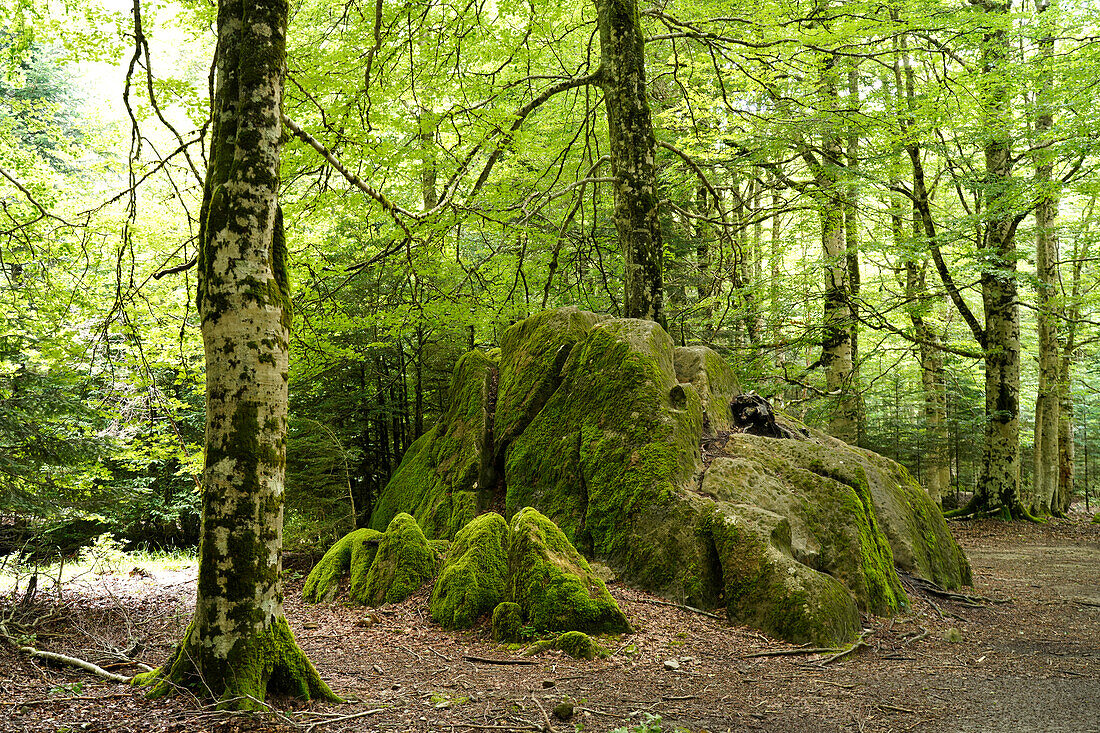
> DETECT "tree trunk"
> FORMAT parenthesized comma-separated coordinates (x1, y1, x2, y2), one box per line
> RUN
(976, 0, 1025, 518)
(816, 54, 858, 445)
(895, 199, 950, 505)
(134, 0, 336, 707)
(594, 0, 665, 325)
(1030, 0, 1061, 516)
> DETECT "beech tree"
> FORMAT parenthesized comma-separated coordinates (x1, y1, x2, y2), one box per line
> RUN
(133, 0, 337, 706)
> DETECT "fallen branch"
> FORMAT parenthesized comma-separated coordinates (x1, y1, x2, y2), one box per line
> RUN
(463, 655, 538, 666)
(532, 694, 556, 733)
(631, 597, 723, 619)
(19, 646, 132, 684)
(304, 707, 385, 732)
(740, 646, 840, 659)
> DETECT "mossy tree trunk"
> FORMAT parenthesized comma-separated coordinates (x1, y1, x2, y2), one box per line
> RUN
(135, 0, 336, 708)
(594, 0, 665, 326)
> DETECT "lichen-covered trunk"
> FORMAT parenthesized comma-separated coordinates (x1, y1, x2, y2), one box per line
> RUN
(594, 0, 664, 326)
(976, 0, 1024, 518)
(1030, 0, 1061, 516)
(135, 0, 335, 707)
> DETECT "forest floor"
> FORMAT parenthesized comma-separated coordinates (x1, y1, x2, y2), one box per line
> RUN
(0, 510, 1098, 733)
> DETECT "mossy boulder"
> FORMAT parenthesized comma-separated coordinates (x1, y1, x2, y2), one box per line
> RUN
(491, 601, 525, 642)
(430, 512, 510, 629)
(303, 528, 383, 603)
(508, 507, 631, 634)
(360, 513, 440, 605)
(359, 308, 970, 646)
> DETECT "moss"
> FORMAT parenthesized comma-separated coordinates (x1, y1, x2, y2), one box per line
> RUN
(133, 616, 340, 709)
(492, 601, 525, 642)
(507, 507, 631, 634)
(554, 631, 601, 660)
(347, 529, 385, 603)
(303, 528, 381, 603)
(369, 350, 495, 538)
(430, 512, 510, 629)
(505, 319, 703, 569)
(360, 513, 439, 605)
(1092, 512, 1100, 524)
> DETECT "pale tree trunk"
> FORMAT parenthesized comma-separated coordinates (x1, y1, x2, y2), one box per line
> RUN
(1057, 199, 1093, 512)
(594, 0, 665, 325)
(135, 0, 336, 707)
(976, 0, 1025, 518)
(899, 225, 951, 506)
(1030, 0, 1061, 516)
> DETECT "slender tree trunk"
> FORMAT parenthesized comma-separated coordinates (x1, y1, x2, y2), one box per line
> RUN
(135, 0, 336, 707)
(1031, 0, 1061, 515)
(594, 0, 665, 325)
(892, 193, 951, 504)
(845, 60, 864, 445)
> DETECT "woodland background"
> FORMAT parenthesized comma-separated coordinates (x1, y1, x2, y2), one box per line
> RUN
(3, 0, 1100, 556)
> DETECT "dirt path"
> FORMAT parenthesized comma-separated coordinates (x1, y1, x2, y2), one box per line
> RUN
(1, 513, 1097, 732)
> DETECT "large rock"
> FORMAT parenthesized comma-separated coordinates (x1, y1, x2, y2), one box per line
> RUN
(363, 308, 971, 645)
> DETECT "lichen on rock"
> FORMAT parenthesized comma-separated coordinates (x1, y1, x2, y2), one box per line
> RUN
(507, 507, 631, 634)
(430, 512, 510, 629)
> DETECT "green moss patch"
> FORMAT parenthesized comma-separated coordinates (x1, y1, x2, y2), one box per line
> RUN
(507, 507, 631, 634)
(431, 512, 510, 629)
(303, 528, 382, 603)
(360, 513, 440, 605)
(491, 601, 525, 642)
(134, 616, 340, 709)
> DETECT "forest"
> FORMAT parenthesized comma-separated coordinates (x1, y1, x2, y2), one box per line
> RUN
(1, 0, 1099, 730)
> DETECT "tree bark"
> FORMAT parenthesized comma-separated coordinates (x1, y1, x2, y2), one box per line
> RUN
(594, 0, 665, 326)
(1030, 0, 1061, 516)
(134, 0, 337, 707)
(815, 53, 859, 445)
(976, 0, 1026, 518)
